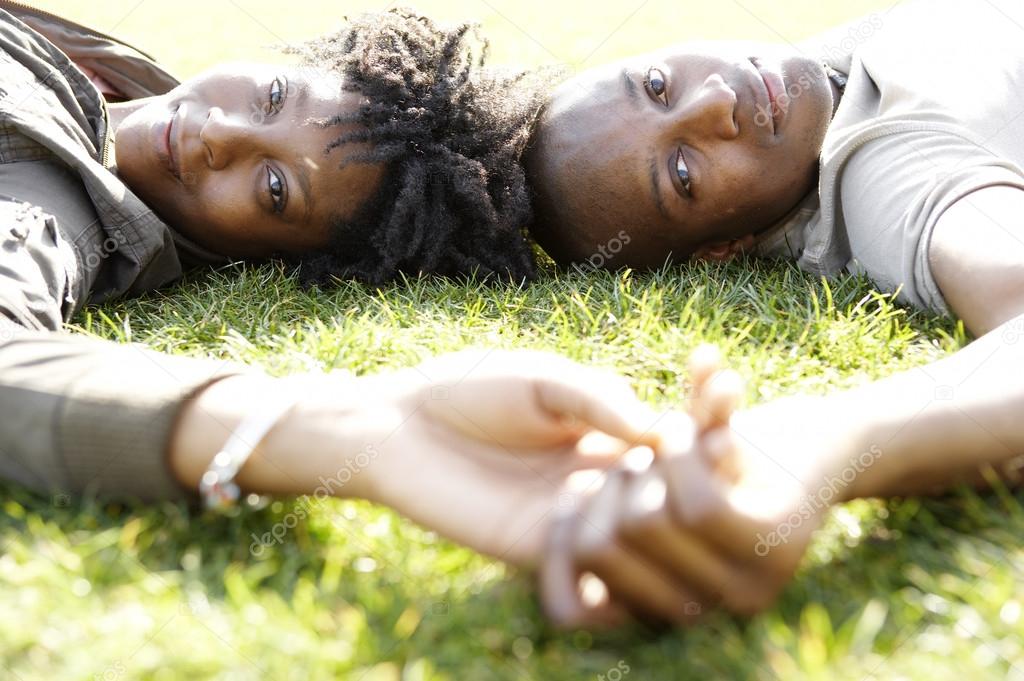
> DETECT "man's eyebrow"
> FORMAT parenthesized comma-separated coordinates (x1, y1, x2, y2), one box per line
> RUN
(650, 155, 670, 221)
(622, 67, 641, 109)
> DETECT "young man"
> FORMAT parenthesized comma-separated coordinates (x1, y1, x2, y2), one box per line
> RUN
(526, 0, 1024, 626)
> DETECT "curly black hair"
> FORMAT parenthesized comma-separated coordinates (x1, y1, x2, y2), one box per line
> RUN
(273, 8, 551, 287)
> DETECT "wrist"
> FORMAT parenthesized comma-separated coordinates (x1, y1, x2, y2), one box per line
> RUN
(805, 390, 899, 503)
(168, 371, 407, 501)
(271, 370, 413, 502)
(745, 392, 874, 505)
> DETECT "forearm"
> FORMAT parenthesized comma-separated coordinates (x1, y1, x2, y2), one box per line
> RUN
(167, 371, 404, 502)
(0, 327, 257, 501)
(834, 314, 1024, 499)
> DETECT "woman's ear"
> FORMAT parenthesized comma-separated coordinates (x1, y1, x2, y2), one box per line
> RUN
(692, 235, 756, 262)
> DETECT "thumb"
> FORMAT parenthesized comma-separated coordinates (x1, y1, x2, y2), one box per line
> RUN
(533, 363, 663, 449)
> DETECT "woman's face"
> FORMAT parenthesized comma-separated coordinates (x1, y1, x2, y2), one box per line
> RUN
(114, 62, 386, 258)
(525, 41, 837, 267)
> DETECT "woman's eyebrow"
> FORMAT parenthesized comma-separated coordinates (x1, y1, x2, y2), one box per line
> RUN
(287, 79, 316, 224)
(293, 158, 314, 225)
(650, 155, 671, 221)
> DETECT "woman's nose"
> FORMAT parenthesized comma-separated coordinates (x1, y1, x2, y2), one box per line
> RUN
(200, 106, 258, 170)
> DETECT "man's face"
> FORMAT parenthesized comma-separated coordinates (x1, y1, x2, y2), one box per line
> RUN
(114, 62, 387, 258)
(525, 41, 836, 267)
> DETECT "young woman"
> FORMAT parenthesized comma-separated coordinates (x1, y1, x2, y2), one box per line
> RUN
(528, 0, 1024, 627)
(0, 4, 672, 570)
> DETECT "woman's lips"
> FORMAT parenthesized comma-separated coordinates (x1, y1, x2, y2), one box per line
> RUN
(752, 58, 788, 135)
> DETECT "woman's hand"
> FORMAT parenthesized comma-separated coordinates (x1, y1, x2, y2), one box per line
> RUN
(359, 349, 666, 565)
(540, 347, 865, 628)
(170, 349, 663, 567)
(217, 349, 666, 565)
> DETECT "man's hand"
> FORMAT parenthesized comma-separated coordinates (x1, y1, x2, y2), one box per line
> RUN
(540, 347, 861, 628)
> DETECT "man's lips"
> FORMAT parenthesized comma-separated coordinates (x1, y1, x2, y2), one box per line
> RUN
(750, 57, 788, 135)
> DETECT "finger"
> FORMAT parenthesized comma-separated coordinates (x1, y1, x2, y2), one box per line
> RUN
(687, 345, 723, 433)
(700, 427, 744, 484)
(619, 465, 741, 604)
(534, 365, 662, 449)
(686, 344, 721, 417)
(658, 441, 784, 565)
(541, 477, 628, 630)
(572, 468, 702, 625)
(540, 508, 602, 628)
(700, 369, 744, 431)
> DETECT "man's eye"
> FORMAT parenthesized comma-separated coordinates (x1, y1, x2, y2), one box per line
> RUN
(644, 66, 669, 107)
(268, 76, 286, 113)
(267, 166, 286, 213)
(676, 147, 692, 195)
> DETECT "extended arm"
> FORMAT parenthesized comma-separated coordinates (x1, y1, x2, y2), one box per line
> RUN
(541, 184, 1024, 626)
(0, 197, 253, 501)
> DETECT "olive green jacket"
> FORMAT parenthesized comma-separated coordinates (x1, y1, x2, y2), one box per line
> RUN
(0, 2, 257, 502)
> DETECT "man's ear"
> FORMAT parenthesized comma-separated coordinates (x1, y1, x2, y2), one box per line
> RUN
(692, 235, 756, 262)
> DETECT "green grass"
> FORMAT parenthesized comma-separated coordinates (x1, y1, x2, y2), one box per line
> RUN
(5, 260, 1024, 680)
(5, 1, 1024, 679)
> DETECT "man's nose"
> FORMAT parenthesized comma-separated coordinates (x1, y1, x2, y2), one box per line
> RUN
(667, 73, 739, 141)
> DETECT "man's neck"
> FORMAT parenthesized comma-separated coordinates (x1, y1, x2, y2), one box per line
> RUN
(828, 78, 842, 117)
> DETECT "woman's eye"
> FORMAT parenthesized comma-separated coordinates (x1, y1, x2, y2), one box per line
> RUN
(268, 76, 285, 112)
(676, 147, 692, 195)
(645, 66, 669, 107)
(266, 166, 286, 213)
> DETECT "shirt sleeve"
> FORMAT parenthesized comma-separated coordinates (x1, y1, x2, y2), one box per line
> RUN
(839, 129, 1024, 313)
(0, 196, 259, 503)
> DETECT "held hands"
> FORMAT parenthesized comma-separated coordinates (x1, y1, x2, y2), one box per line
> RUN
(234, 345, 856, 628)
(540, 346, 858, 628)
(357, 349, 667, 565)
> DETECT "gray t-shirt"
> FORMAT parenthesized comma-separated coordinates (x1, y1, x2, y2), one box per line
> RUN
(756, 0, 1024, 313)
